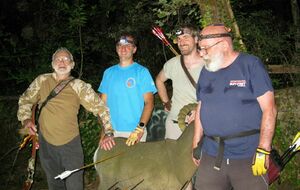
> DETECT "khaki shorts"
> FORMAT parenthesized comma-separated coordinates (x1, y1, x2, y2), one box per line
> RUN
(164, 114, 183, 140)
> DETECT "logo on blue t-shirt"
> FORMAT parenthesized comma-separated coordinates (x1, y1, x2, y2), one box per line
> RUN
(229, 80, 246, 87)
(126, 78, 136, 88)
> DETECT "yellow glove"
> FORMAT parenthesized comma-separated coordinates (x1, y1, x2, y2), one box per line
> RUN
(292, 132, 300, 151)
(126, 126, 144, 146)
(252, 148, 270, 176)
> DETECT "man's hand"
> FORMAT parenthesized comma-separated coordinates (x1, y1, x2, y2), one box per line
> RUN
(126, 126, 144, 146)
(192, 140, 202, 166)
(186, 110, 195, 124)
(252, 148, 270, 176)
(23, 119, 37, 135)
(192, 157, 200, 166)
(192, 148, 201, 166)
(100, 135, 115, 151)
(163, 101, 171, 112)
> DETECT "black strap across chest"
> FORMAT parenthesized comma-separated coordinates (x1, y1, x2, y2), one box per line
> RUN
(180, 55, 197, 89)
(36, 77, 75, 122)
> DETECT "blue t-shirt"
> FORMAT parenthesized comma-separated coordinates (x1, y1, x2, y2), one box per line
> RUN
(98, 62, 157, 132)
(196, 53, 273, 159)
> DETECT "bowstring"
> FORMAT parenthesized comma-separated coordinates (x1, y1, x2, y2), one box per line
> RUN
(4, 147, 21, 188)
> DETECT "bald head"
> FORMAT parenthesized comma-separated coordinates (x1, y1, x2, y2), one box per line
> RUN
(201, 24, 231, 36)
(199, 24, 233, 51)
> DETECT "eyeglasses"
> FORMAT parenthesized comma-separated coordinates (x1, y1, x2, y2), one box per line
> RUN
(54, 56, 71, 63)
(198, 40, 223, 54)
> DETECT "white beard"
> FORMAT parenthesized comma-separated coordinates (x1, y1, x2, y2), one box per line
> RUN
(53, 64, 72, 75)
(203, 51, 224, 72)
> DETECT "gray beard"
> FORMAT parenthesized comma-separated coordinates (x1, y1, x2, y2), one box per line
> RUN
(53, 65, 72, 75)
(204, 52, 223, 72)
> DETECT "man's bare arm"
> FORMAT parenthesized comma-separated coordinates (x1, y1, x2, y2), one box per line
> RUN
(257, 91, 277, 151)
(155, 70, 171, 111)
(99, 93, 115, 151)
(140, 92, 154, 125)
(192, 101, 204, 165)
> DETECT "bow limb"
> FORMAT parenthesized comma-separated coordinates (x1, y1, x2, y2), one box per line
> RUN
(22, 104, 39, 190)
(19, 135, 32, 150)
(22, 135, 38, 190)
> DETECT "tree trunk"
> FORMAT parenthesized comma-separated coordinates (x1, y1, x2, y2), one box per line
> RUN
(196, 0, 246, 51)
(291, 0, 300, 64)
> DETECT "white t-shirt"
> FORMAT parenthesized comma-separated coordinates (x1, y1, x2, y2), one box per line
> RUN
(163, 56, 203, 120)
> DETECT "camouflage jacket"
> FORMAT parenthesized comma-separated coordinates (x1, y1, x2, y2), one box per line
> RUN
(17, 73, 112, 145)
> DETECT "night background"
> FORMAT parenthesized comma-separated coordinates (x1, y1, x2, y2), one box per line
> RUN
(0, 0, 299, 189)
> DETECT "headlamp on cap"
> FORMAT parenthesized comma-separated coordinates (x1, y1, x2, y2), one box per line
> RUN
(117, 36, 135, 46)
(173, 28, 195, 44)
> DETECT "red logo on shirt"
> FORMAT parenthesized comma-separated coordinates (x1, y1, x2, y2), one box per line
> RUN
(229, 80, 246, 87)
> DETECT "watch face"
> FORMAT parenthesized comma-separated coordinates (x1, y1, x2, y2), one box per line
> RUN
(139, 122, 145, 127)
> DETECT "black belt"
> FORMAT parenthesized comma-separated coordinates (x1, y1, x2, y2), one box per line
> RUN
(206, 129, 260, 170)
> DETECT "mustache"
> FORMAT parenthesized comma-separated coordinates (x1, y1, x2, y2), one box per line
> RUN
(179, 44, 189, 47)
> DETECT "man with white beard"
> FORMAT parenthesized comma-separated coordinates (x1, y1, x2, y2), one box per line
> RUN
(17, 47, 113, 190)
(192, 24, 277, 190)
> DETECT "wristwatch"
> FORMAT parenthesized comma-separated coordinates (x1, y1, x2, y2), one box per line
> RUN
(104, 129, 114, 137)
(105, 132, 114, 137)
(138, 122, 145, 129)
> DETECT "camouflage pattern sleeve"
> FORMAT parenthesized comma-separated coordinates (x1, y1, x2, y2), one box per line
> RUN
(17, 74, 48, 125)
(98, 109, 114, 135)
(71, 79, 113, 132)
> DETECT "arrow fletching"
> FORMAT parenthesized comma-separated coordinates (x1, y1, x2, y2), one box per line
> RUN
(55, 169, 79, 180)
(54, 151, 124, 180)
(152, 26, 179, 55)
(152, 26, 170, 46)
(291, 132, 300, 152)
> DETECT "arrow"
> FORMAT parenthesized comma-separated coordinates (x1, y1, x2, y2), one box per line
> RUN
(280, 131, 300, 168)
(291, 131, 300, 152)
(54, 151, 124, 180)
(151, 26, 179, 56)
(54, 169, 80, 180)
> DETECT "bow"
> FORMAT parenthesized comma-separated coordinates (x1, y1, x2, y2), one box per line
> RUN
(20, 105, 39, 190)
(21, 134, 38, 190)
(151, 26, 179, 56)
(268, 131, 300, 185)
